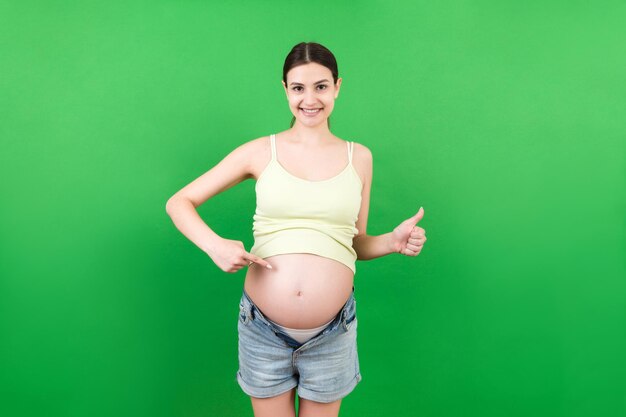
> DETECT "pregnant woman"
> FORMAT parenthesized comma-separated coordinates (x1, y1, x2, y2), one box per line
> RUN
(165, 42, 427, 417)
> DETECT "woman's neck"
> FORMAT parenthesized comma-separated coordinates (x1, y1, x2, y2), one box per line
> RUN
(289, 121, 333, 144)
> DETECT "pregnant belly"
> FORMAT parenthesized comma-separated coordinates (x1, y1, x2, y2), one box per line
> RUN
(243, 253, 355, 329)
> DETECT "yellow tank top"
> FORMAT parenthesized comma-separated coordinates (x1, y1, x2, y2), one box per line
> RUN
(250, 134, 363, 273)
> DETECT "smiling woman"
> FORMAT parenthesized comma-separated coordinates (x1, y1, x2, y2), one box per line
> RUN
(165, 41, 427, 417)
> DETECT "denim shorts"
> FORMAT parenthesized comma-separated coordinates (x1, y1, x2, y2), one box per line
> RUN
(236, 287, 362, 403)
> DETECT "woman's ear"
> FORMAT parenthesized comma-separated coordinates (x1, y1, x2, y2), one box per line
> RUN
(282, 80, 289, 97)
(334, 77, 342, 99)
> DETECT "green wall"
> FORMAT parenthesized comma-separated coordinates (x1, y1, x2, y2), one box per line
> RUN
(1, 1, 624, 416)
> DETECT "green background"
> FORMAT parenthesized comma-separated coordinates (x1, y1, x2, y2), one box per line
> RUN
(1, 1, 624, 416)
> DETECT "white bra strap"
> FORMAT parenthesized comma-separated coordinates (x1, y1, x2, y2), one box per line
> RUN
(270, 134, 277, 161)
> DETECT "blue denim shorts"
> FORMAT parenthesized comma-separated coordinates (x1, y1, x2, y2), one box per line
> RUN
(236, 288, 362, 403)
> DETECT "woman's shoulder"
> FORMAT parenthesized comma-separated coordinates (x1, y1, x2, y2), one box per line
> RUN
(214, 135, 271, 173)
(326, 133, 371, 156)
(347, 140, 372, 165)
(232, 134, 271, 156)
(341, 138, 372, 186)
(229, 135, 273, 178)
(243, 134, 272, 146)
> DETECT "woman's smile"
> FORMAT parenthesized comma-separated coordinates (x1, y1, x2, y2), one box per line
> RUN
(300, 107, 323, 116)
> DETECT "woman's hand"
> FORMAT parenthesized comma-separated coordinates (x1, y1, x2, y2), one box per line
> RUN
(390, 207, 427, 256)
(206, 237, 273, 273)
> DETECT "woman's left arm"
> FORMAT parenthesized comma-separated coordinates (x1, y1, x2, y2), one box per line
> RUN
(353, 208, 426, 260)
(352, 144, 427, 260)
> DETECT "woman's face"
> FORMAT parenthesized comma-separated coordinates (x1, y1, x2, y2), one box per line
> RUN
(282, 62, 342, 128)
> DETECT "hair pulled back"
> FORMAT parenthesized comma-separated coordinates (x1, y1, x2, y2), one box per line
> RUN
(282, 42, 339, 128)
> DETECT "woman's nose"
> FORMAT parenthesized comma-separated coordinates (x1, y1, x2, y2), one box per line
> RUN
(303, 90, 319, 104)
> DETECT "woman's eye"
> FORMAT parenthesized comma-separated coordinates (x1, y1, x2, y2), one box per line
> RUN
(292, 85, 328, 92)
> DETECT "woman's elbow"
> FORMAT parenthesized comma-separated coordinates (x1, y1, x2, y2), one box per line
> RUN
(166, 195, 186, 215)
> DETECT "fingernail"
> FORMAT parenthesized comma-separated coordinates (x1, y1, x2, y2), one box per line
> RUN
(266, 265, 273, 269)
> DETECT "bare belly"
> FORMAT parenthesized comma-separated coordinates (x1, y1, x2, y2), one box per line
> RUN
(244, 254, 354, 329)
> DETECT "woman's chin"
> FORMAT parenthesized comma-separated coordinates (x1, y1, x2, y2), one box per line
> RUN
(294, 116, 329, 127)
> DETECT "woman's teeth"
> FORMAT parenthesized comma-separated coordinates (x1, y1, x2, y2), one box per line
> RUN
(300, 108, 321, 115)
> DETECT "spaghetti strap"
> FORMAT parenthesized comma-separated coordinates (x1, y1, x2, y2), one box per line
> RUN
(270, 134, 277, 161)
(347, 141, 354, 164)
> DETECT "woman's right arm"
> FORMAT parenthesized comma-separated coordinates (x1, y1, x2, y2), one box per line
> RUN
(165, 138, 272, 272)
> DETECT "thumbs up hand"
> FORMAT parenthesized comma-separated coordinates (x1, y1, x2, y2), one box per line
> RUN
(390, 207, 427, 256)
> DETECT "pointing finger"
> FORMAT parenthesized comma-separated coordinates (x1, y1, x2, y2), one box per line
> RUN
(246, 255, 273, 270)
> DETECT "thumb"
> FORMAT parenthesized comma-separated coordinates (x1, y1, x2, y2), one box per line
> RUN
(408, 207, 424, 224)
